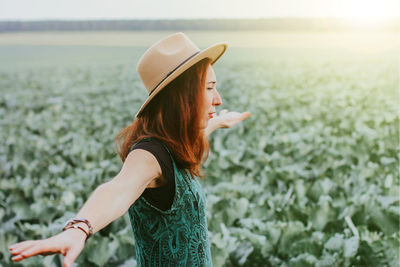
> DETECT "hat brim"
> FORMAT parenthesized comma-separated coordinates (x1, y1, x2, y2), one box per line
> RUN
(135, 42, 228, 118)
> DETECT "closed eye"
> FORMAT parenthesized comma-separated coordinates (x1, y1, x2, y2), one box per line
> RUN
(207, 87, 214, 90)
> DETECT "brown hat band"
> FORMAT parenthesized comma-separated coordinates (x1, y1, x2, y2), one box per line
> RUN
(148, 50, 201, 96)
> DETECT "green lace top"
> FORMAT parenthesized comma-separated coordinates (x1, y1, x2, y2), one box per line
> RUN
(128, 137, 212, 267)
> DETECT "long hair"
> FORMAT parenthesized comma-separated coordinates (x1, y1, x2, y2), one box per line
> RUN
(114, 57, 212, 179)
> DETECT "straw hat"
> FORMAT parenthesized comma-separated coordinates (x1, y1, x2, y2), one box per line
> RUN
(135, 32, 228, 118)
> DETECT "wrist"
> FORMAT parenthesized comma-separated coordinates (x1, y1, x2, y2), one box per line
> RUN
(63, 226, 88, 242)
(62, 217, 94, 241)
(73, 222, 89, 232)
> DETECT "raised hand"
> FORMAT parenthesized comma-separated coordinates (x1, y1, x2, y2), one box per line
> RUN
(212, 109, 251, 128)
(9, 228, 86, 267)
(205, 109, 251, 137)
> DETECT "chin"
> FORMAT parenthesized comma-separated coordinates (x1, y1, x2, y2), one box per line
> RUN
(200, 119, 209, 129)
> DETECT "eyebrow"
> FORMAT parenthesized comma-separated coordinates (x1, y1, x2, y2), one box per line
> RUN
(207, 81, 216, 84)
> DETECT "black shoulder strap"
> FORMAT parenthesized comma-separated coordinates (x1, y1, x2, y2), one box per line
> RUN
(129, 137, 178, 170)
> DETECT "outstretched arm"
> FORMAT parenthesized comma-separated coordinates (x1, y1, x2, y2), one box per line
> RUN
(8, 149, 161, 267)
(205, 109, 251, 137)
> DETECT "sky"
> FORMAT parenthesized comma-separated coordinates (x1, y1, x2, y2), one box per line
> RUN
(0, 0, 399, 21)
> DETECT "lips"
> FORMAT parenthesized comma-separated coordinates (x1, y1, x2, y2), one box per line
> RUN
(208, 113, 215, 118)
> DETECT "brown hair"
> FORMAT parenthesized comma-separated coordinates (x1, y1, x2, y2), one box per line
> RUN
(114, 58, 212, 179)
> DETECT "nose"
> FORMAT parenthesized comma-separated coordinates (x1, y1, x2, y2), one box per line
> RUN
(213, 89, 222, 106)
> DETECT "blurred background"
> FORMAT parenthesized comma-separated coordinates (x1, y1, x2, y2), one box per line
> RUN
(1, 0, 399, 266)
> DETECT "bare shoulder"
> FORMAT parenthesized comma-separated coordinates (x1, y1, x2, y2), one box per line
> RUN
(113, 149, 162, 189)
(126, 148, 161, 169)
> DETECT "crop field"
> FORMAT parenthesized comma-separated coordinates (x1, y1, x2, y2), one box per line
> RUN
(0, 31, 399, 266)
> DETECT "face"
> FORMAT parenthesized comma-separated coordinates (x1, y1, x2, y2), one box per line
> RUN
(201, 65, 222, 129)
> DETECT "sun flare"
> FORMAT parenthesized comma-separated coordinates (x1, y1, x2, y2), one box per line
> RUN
(342, 0, 396, 25)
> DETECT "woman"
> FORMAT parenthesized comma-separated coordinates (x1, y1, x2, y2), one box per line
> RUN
(8, 32, 250, 266)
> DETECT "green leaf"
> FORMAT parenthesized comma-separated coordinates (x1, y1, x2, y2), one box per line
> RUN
(343, 236, 359, 258)
(324, 234, 343, 251)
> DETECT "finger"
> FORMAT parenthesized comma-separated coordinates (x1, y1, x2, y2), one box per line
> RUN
(9, 240, 34, 250)
(11, 243, 55, 262)
(12, 239, 63, 262)
(9, 241, 36, 255)
(11, 254, 24, 262)
(220, 109, 228, 115)
(241, 111, 251, 120)
(63, 245, 82, 267)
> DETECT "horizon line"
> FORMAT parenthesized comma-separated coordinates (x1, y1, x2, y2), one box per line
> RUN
(1, 16, 399, 22)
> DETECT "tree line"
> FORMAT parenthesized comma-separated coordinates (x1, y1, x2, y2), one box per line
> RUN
(0, 18, 398, 32)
